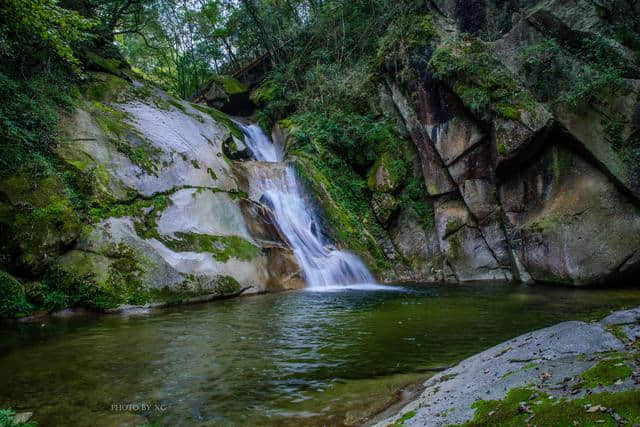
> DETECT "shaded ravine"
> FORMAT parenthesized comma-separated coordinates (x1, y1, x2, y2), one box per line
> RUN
(236, 123, 376, 289)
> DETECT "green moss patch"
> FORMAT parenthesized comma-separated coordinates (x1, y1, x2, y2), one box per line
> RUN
(456, 388, 640, 427)
(430, 37, 536, 121)
(190, 103, 242, 138)
(578, 358, 633, 388)
(392, 410, 417, 426)
(149, 275, 242, 304)
(88, 100, 162, 175)
(206, 75, 247, 95)
(0, 172, 82, 272)
(162, 232, 261, 262)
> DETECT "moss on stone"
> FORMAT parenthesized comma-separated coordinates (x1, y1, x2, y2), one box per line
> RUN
(206, 75, 247, 96)
(88, 100, 162, 175)
(85, 73, 130, 103)
(579, 358, 633, 388)
(293, 155, 391, 273)
(455, 387, 640, 426)
(190, 103, 243, 139)
(167, 98, 187, 113)
(162, 232, 261, 262)
(606, 324, 630, 343)
(149, 275, 242, 304)
(0, 172, 82, 272)
(392, 410, 417, 426)
(430, 37, 537, 121)
(367, 152, 405, 192)
(446, 231, 463, 260)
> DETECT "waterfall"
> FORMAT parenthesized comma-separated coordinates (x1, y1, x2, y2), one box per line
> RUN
(236, 123, 376, 289)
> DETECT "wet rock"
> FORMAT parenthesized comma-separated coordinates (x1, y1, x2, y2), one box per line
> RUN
(376, 307, 632, 427)
(389, 82, 457, 196)
(434, 199, 511, 282)
(431, 114, 485, 166)
(367, 153, 405, 193)
(389, 208, 443, 282)
(222, 135, 251, 160)
(265, 247, 305, 291)
(500, 145, 640, 285)
(371, 193, 399, 224)
(53, 74, 300, 299)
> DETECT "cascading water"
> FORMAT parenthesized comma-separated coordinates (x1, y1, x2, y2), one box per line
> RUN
(236, 122, 376, 289)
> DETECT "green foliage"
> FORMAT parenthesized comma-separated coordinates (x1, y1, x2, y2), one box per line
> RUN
(0, 0, 93, 68)
(376, 13, 437, 65)
(0, 271, 33, 318)
(397, 176, 433, 232)
(0, 408, 36, 427)
(519, 38, 566, 103)
(0, 71, 77, 177)
(430, 38, 536, 121)
(519, 35, 629, 107)
(291, 111, 402, 171)
(27, 267, 114, 312)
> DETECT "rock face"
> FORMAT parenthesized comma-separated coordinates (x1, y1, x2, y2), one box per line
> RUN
(377, 305, 640, 426)
(348, 0, 640, 285)
(49, 72, 303, 301)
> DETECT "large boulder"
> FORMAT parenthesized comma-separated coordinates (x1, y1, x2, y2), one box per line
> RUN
(500, 145, 640, 285)
(193, 74, 252, 116)
(52, 72, 302, 302)
(0, 173, 82, 274)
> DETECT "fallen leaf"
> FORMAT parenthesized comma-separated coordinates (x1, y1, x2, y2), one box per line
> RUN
(586, 405, 607, 413)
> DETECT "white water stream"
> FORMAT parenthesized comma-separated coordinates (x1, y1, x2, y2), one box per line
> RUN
(237, 123, 377, 289)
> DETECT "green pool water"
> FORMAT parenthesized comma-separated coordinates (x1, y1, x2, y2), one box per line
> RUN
(2, 283, 640, 426)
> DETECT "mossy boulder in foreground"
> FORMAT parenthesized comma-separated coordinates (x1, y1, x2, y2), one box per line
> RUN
(377, 306, 640, 426)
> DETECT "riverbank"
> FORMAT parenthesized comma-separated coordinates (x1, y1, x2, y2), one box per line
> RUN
(375, 306, 640, 426)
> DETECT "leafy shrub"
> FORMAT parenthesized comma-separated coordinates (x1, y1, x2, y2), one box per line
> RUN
(0, 408, 36, 426)
(27, 268, 113, 312)
(430, 38, 535, 120)
(0, 271, 32, 318)
(376, 13, 437, 66)
(519, 35, 628, 107)
(0, 71, 77, 177)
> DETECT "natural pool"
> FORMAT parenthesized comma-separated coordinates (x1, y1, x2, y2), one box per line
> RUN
(2, 283, 640, 426)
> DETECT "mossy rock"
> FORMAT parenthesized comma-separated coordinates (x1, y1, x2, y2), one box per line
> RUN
(160, 232, 262, 263)
(456, 387, 640, 426)
(371, 192, 398, 224)
(367, 152, 405, 193)
(83, 50, 132, 82)
(190, 103, 243, 139)
(206, 75, 248, 96)
(0, 271, 32, 318)
(222, 135, 251, 160)
(0, 172, 82, 274)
